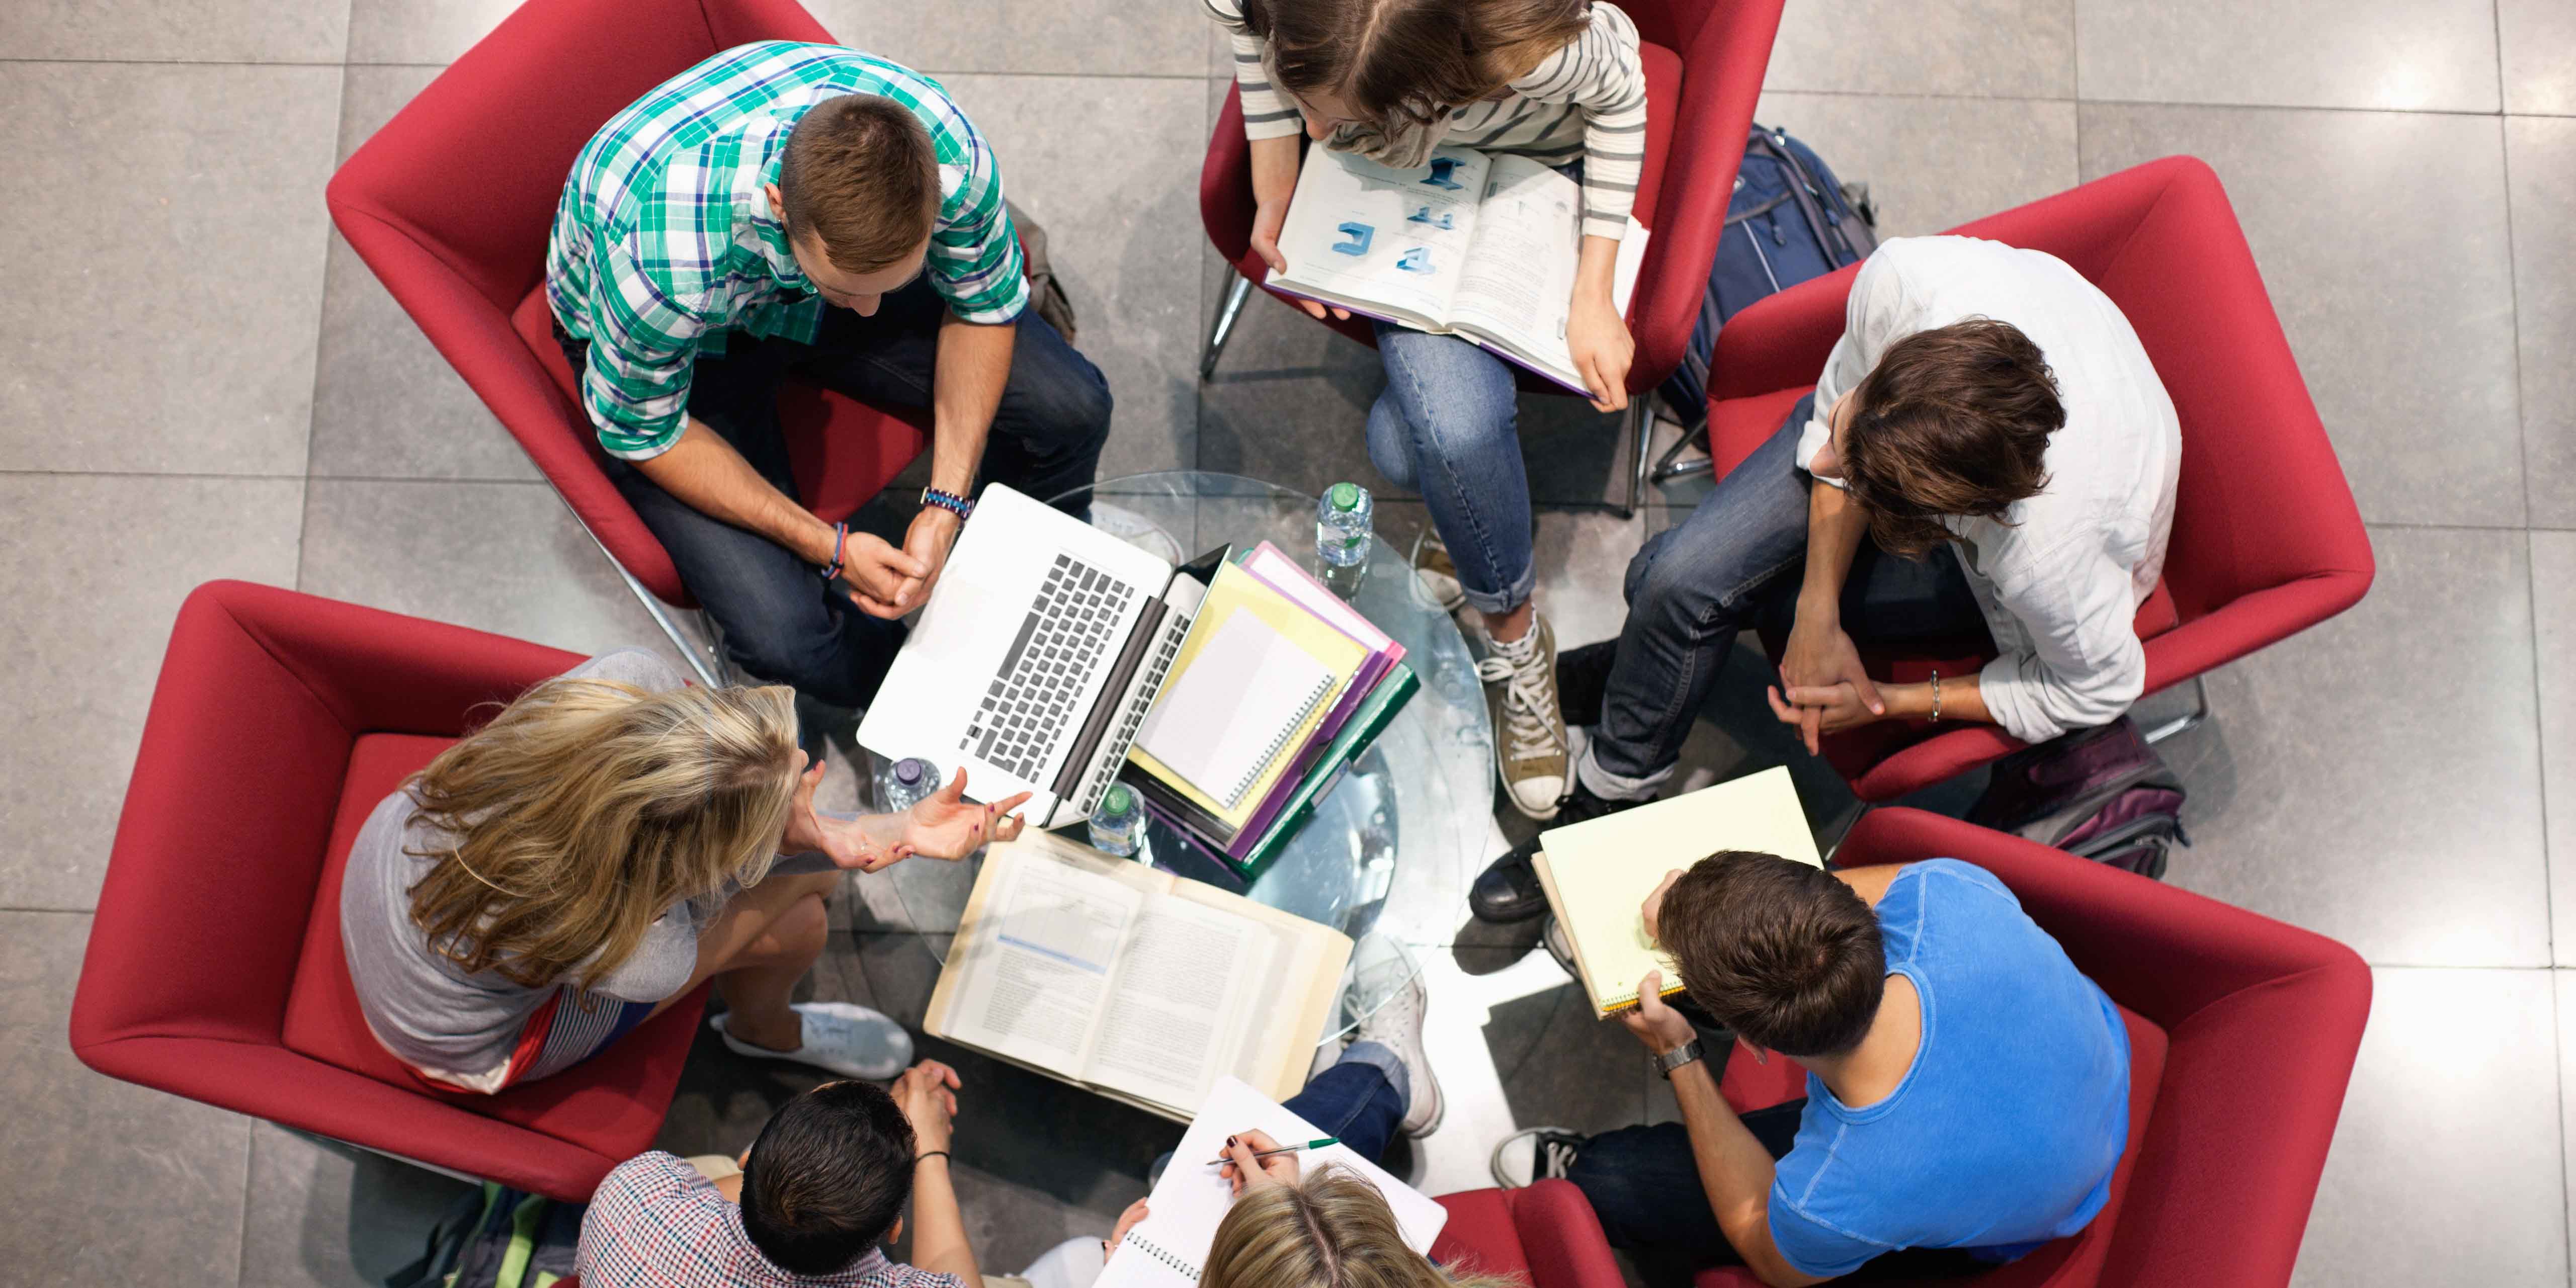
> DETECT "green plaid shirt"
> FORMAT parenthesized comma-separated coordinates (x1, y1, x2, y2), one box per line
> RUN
(547, 42, 1027, 460)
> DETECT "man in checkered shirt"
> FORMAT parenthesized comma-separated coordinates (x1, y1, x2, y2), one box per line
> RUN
(550, 42, 1113, 713)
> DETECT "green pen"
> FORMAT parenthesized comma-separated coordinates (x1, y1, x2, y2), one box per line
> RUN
(1208, 1136, 1339, 1166)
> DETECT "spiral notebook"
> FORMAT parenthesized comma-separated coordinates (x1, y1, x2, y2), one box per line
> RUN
(1098, 1077, 1447, 1288)
(1129, 562, 1368, 828)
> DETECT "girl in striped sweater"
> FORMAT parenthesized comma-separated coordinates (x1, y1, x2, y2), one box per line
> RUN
(1205, 0, 1650, 822)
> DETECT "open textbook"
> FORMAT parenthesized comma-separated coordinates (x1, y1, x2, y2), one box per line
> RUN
(1098, 1076, 1448, 1288)
(1266, 145, 1648, 395)
(1532, 766, 1824, 1016)
(923, 831, 1353, 1121)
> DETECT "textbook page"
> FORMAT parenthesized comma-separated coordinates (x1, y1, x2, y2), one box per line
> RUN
(931, 839, 1153, 1073)
(1266, 146, 1491, 328)
(1083, 894, 1275, 1111)
(1170, 879, 1354, 1102)
(1446, 155, 1651, 392)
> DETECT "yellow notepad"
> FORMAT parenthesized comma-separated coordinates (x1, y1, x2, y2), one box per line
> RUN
(1532, 765, 1824, 1016)
(1128, 562, 1368, 831)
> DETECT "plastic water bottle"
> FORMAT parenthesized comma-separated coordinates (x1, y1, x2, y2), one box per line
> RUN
(877, 756, 940, 813)
(1316, 481, 1374, 568)
(1089, 783, 1145, 857)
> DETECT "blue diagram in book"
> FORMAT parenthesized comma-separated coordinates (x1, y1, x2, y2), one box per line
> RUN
(1396, 246, 1435, 275)
(1422, 157, 1466, 191)
(1406, 206, 1455, 230)
(1332, 222, 1374, 255)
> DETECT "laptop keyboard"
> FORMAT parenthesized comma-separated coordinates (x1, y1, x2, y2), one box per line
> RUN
(1071, 612, 1190, 816)
(963, 553, 1135, 785)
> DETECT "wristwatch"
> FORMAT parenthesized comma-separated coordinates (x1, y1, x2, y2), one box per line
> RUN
(1652, 1038, 1706, 1079)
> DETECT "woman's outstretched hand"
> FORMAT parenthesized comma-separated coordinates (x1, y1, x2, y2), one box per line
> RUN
(901, 768, 1033, 860)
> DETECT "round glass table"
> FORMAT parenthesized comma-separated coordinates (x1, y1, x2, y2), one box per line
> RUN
(872, 471, 1495, 1038)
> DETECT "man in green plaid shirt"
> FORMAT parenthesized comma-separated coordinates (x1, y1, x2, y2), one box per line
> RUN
(550, 41, 1112, 712)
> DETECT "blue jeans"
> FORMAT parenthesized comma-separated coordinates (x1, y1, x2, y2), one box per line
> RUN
(563, 274, 1114, 709)
(1589, 396, 1990, 788)
(1280, 1041, 1410, 1165)
(1366, 323, 1534, 616)
(1569, 1103, 1983, 1279)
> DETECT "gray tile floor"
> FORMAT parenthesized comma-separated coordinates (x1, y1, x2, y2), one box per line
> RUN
(1, 0, 2568, 1283)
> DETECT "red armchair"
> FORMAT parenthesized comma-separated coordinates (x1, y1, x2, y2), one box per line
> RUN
(1434, 1179, 1628, 1288)
(69, 582, 710, 1202)
(1694, 809, 2370, 1288)
(1701, 156, 2374, 800)
(325, 0, 930, 685)
(1197, 0, 1788, 516)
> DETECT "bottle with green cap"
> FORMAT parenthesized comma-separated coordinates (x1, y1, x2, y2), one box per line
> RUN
(1315, 480, 1374, 569)
(1089, 782, 1145, 857)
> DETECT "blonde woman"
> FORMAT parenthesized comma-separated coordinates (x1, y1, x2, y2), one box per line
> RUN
(339, 649, 1027, 1093)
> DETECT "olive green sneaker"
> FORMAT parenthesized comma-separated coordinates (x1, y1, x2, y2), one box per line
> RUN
(1477, 610, 1568, 820)
(1409, 529, 1468, 614)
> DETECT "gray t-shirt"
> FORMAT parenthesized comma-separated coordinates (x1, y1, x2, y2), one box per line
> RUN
(339, 649, 724, 1091)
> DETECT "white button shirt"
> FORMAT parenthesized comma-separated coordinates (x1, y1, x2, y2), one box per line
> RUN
(1797, 236, 2182, 745)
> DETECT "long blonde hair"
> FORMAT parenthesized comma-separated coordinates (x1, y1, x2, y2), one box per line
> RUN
(402, 676, 801, 990)
(1205, 1169, 1524, 1288)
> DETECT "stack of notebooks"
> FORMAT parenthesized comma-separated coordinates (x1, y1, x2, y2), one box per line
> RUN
(1118, 541, 1418, 878)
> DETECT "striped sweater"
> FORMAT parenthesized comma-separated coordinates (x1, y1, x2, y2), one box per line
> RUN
(1205, 0, 1648, 241)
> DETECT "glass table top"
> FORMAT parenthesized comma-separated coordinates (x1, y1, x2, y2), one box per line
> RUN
(869, 471, 1495, 1039)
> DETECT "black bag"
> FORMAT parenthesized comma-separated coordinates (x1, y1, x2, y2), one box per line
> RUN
(1657, 125, 1879, 431)
(386, 1183, 584, 1288)
(1964, 716, 2189, 880)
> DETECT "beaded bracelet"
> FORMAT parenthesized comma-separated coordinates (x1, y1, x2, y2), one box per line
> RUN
(818, 520, 848, 582)
(920, 487, 974, 522)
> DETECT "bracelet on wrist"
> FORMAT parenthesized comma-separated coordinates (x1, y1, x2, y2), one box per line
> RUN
(920, 487, 974, 522)
(1930, 669, 1943, 724)
(915, 1149, 951, 1166)
(818, 520, 847, 582)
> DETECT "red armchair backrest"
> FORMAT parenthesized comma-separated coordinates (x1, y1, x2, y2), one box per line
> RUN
(1944, 157, 2374, 645)
(1836, 810, 2371, 1288)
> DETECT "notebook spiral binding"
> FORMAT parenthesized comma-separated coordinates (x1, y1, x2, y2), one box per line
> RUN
(1120, 1232, 1201, 1280)
(1216, 673, 1334, 808)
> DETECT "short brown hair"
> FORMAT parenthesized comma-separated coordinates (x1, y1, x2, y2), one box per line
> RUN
(1656, 851, 1884, 1058)
(1240, 0, 1588, 131)
(1841, 317, 2064, 558)
(777, 94, 939, 274)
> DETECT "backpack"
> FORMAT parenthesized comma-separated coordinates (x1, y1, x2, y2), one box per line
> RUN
(1657, 125, 1879, 433)
(386, 1183, 585, 1288)
(1964, 716, 2190, 880)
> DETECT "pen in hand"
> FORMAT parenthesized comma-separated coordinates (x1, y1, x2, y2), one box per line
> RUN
(1208, 1137, 1339, 1166)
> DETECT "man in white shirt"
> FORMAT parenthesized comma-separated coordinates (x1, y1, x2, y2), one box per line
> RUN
(1471, 235, 2182, 923)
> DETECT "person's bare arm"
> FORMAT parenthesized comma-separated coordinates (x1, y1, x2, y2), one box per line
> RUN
(1776, 474, 1882, 753)
(633, 418, 927, 617)
(1617, 976, 1823, 1288)
(894, 1061, 983, 1288)
(892, 312, 1017, 609)
(1565, 233, 1634, 412)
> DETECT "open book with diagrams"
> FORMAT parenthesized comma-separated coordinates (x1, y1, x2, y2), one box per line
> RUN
(923, 831, 1354, 1121)
(1265, 144, 1648, 395)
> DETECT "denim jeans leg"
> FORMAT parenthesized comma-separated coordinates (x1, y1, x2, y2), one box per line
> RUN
(1589, 399, 1818, 785)
(1565, 1100, 1807, 1269)
(793, 277, 1115, 516)
(1280, 1044, 1409, 1166)
(1369, 323, 1535, 616)
(566, 328, 909, 709)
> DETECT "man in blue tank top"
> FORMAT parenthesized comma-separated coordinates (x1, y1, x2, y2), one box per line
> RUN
(1558, 852, 2131, 1283)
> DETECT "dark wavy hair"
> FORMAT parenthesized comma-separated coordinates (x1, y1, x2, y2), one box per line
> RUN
(1841, 317, 2064, 558)
(1655, 851, 1885, 1058)
(1239, 0, 1589, 131)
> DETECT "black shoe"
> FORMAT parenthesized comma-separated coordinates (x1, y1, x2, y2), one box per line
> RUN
(1470, 782, 1645, 922)
(1489, 1126, 1587, 1188)
(1555, 640, 1618, 729)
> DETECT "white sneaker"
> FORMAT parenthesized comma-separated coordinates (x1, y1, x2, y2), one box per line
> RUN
(1352, 941, 1444, 1137)
(1089, 500, 1183, 565)
(1488, 1126, 1585, 1188)
(1477, 612, 1568, 820)
(709, 1001, 913, 1080)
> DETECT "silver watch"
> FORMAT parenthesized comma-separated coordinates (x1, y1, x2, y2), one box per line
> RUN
(1652, 1037, 1706, 1079)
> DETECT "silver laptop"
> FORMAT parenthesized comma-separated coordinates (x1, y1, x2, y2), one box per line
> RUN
(858, 483, 1219, 829)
